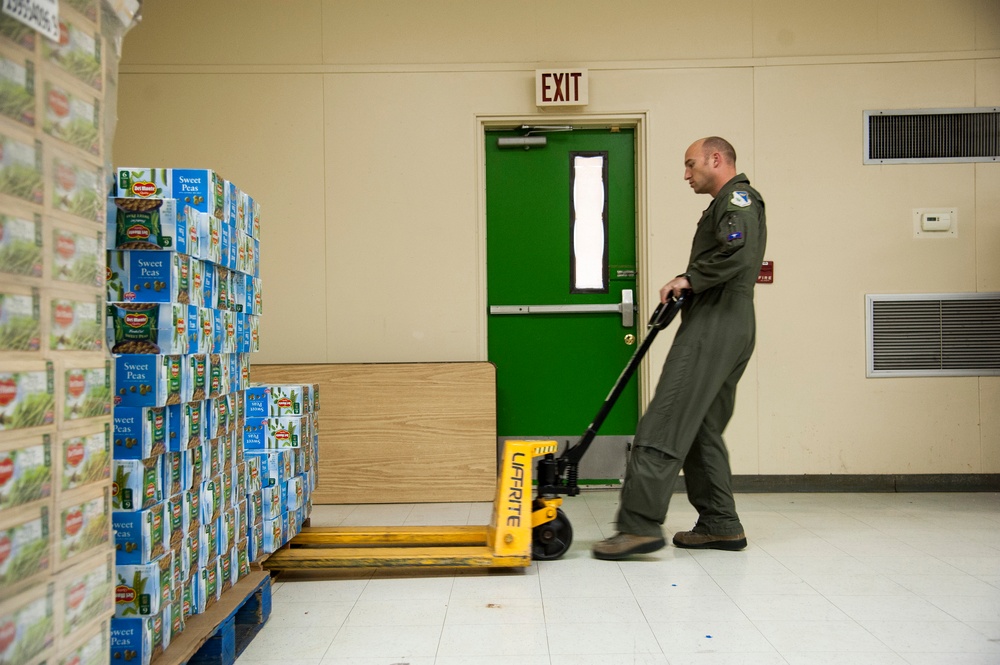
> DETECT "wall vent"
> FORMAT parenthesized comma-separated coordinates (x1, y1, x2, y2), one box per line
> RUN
(867, 293, 1000, 377)
(864, 108, 999, 164)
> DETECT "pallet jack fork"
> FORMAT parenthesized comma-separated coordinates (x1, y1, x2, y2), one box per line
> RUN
(262, 294, 685, 572)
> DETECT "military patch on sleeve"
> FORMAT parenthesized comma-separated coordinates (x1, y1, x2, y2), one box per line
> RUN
(730, 191, 751, 208)
(727, 232, 743, 241)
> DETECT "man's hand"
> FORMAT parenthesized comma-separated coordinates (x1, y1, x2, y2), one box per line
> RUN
(660, 276, 691, 302)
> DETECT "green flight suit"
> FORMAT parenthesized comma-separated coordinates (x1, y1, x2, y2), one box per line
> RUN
(616, 173, 767, 538)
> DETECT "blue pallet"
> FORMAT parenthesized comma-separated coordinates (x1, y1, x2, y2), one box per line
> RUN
(186, 573, 272, 665)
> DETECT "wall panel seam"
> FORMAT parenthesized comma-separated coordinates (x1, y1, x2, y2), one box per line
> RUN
(118, 50, 1000, 76)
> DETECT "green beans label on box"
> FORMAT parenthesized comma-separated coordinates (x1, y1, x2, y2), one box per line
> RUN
(0, 290, 40, 352)
(62, 555, 113, 635)
(63, 364, 111, 422)
(50, 296, 102, 352)
(42, 80, 99, 155)
(42, 17, 102, 91)
(0, 133, 42, 204)
(61, 428, 109, 492)
(52, 156, 102, 223)
(53, 227, 101, 287)
(0, 54, 34, 127)
(60, 491, 109, 563)
(0, 508, 49, 588)
(0, 369, 53, 431)
(0, 213, 42, 278)
(0, 581, 54, 663)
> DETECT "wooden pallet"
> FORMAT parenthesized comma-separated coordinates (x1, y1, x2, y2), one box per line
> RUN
(154, 571, 272, 665)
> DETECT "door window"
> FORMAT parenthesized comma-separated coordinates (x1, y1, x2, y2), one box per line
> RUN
(570, 152, 608, 293)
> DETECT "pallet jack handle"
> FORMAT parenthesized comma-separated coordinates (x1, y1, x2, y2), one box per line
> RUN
(535, 291, 688, 499)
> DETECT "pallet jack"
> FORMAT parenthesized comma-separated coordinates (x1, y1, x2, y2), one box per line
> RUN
(262, 294, 686, 572)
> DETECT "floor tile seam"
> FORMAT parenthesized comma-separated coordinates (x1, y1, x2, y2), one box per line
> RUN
(578, 491, 609, 544)
(852, 619, 1000, 656)
(716, 561, 912, 657)
(884, 571, 1000, 597)
(631, 572, 680, 637)
(554, 613, 665, 658)
(976, 574, 1000, 590)
(921, 594, 1000, 624)
(756, 588, 906, 657)
(711, 571, 813, 658)
(311, 569, 371, 661)
(691, 547, 798, 580)
(433, 588, 459, 663)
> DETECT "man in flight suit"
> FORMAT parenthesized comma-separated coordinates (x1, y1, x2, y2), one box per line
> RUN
(593, 136, 767, 560)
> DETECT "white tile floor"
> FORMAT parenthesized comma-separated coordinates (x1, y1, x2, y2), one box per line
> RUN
(238, 491, 1000, 665)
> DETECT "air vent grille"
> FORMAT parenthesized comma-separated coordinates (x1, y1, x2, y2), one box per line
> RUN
(867, 294, 1000, 377)
(864, 108, 999, 164)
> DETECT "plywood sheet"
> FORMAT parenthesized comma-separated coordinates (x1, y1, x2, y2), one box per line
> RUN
(250, 363, 497, 504)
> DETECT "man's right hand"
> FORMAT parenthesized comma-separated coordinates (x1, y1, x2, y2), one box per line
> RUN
(660, 276, 691, 302)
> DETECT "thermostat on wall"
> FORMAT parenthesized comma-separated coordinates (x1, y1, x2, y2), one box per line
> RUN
(913, 208, 957, 238)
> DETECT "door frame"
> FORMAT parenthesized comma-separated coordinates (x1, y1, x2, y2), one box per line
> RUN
(475, 112, 654, 405)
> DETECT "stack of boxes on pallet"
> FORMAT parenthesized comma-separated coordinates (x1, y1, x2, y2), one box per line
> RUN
(243, 384, 319, 553)
(107, 167, 258, 662)
(0, 4, 137, 665)
(106, 168, 319, 665)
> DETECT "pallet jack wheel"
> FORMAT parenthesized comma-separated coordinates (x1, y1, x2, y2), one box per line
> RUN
(531, 508, 573, 560)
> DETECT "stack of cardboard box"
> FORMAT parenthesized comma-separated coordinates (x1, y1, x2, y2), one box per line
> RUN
(0, 4, 139, 665)
(106, 167, 269, 664)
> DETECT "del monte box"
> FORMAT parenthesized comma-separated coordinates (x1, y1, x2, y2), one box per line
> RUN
(115, 168, 224, 220)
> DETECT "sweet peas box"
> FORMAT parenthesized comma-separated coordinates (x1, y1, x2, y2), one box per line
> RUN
(112, 406, 167, 460)
(242, 416, 305, 450)
(115, 168, 224, 221)
(112, 502, 166, 565)
(245, 384, 310, 417)
(166, 400, 204, 452)
(114, 355, 187, 408)
(244, 449, 290, 488)
(110, 615, 161, 665)
(107, 249, 196, 306)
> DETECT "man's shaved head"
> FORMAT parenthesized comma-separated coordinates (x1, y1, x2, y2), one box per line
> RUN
(700, 136, 736, 166)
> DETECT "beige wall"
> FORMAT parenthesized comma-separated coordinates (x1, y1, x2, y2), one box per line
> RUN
(114, 0, 1000, 475)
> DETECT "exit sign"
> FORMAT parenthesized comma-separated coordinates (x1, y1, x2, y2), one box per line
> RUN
(535, 68, 588, 107)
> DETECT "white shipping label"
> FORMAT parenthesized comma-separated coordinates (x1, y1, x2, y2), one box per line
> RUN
(2, 0, 59, 42)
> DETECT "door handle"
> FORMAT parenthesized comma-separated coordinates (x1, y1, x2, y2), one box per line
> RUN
(490, 289, 636, 327)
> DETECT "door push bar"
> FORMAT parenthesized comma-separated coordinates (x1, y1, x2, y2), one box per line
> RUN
(490, 289, 635, 327)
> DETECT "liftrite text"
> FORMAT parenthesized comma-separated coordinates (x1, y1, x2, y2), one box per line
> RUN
(505, 451, 526, 527)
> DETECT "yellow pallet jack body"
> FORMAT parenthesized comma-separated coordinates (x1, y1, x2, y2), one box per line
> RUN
(262, 439, 566, 570)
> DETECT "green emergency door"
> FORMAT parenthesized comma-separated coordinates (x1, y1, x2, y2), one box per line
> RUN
(486, 127, 638, 482)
